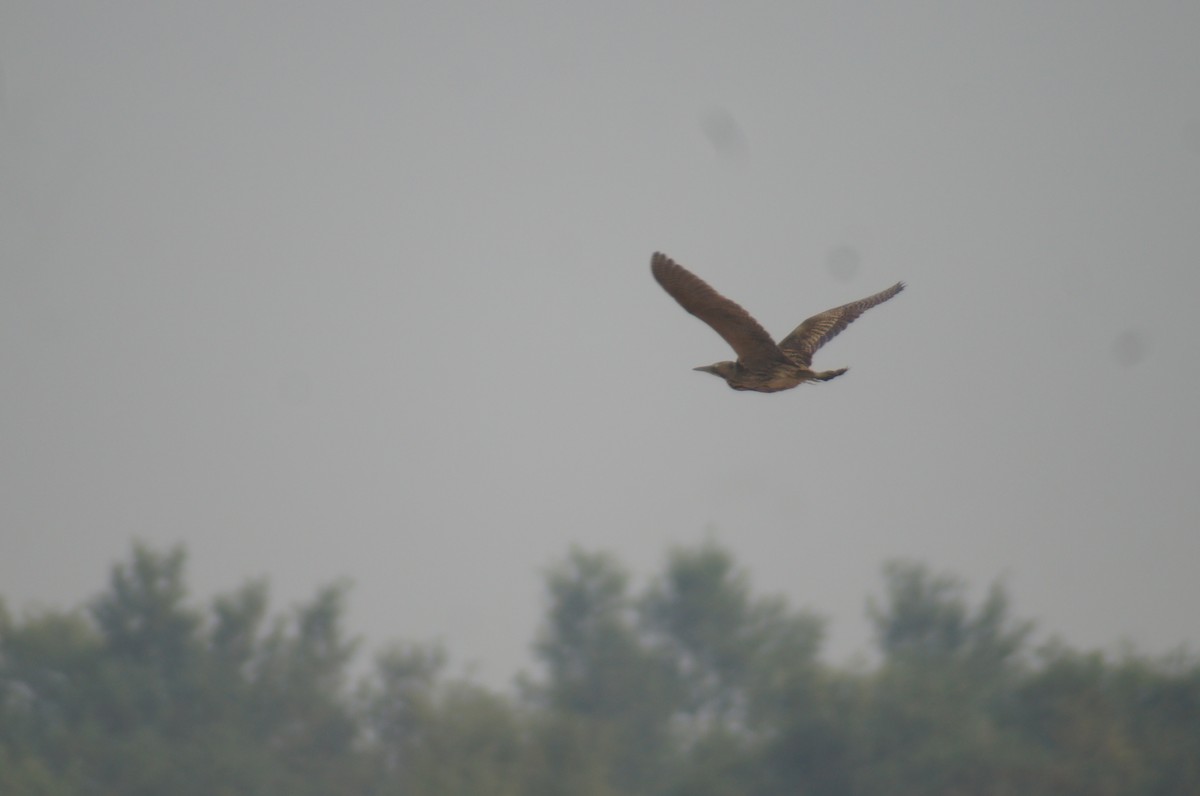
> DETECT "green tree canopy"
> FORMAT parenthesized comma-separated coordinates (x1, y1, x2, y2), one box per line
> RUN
(2, 539, 1198, 796)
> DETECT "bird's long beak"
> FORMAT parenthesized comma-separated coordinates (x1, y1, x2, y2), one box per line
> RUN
(693, 365, 716, 374)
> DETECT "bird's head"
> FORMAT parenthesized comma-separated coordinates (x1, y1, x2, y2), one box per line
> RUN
(693, 361, 739, 382)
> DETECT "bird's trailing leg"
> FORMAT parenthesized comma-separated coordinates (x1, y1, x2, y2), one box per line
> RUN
(814, 368, 848, 382)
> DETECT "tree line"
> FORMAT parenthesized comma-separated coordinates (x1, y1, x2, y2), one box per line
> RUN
(1, 541, 1197, 795)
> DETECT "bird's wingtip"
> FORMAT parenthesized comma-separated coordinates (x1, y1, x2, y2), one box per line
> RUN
(650, 251, 677, 277)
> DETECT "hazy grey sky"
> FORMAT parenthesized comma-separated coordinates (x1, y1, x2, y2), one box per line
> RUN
(3, 3, 1198, 686)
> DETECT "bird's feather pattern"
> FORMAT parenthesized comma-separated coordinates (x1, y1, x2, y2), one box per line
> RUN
(777, 281, 905, 366)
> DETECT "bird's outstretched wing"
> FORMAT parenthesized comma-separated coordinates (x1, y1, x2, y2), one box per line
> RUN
(778, 281, 905, 365)
(651, 253, 786, 368)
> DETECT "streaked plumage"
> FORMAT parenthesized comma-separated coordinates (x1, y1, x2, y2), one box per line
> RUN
(651, 252, 903, 392)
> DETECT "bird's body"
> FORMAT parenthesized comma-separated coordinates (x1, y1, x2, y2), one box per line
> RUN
(690, 359, 846, 393)
(650, 252, 903, 392)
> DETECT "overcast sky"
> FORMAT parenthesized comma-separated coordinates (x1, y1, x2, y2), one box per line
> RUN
(2, 2, 1198, 687)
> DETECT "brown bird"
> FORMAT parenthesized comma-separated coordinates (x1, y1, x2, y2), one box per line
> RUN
(651, 252, 904, 392)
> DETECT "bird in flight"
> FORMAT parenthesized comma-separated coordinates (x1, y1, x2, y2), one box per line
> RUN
(651, 252, 904, 392)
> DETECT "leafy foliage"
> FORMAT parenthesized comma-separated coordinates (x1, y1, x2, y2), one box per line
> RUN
(1, 540, 1197, 795)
